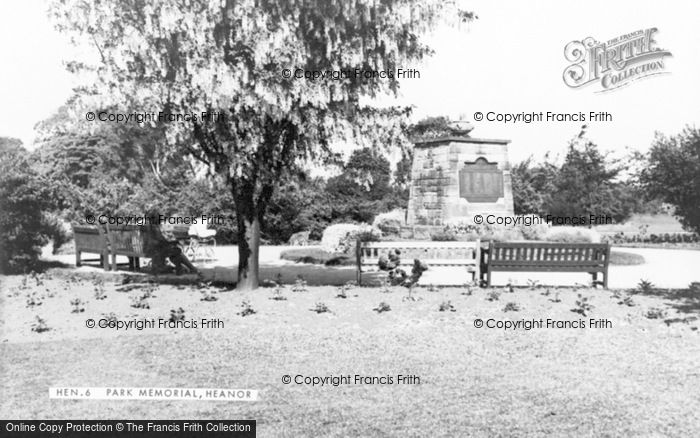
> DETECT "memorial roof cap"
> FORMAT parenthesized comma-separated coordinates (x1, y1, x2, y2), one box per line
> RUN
(413, 136, 511, 147)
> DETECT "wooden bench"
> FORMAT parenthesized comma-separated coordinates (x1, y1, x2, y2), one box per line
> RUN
(356, 240, 480, 286)
(482, 241, 611, 288)
(73, 225, 109, 270)
(73, 225, 147, 271)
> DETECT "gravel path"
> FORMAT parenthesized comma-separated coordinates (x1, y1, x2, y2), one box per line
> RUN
(46, 245, 700, 289)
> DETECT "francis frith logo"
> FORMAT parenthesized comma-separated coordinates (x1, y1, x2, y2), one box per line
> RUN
(563, 28, 672, 92)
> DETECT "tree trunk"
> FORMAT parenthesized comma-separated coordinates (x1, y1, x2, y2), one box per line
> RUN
(236, 214, 260, 291)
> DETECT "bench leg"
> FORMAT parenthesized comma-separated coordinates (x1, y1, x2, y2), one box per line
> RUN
(135, 257, 140, 270)
(356, 269, 362, 286)
(603, 271, 608, 289)
(75, 251, 81, 267)
(487, 268, 492, 288)
(128, 257, 135, 271)
(101, 252, 109, 270)
(591, 272, 598, 288)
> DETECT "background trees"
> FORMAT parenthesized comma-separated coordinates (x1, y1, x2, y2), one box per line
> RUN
(642, 127, 700, 233)
(0, 138, 63, 273)
(325, 147, 404, 224)
(511, 131, 643, 224)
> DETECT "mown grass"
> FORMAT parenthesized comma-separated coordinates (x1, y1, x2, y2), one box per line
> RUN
(2, 273, 700, 436)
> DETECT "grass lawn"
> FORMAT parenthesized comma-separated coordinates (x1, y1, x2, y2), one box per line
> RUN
(1, 269, 700, 436)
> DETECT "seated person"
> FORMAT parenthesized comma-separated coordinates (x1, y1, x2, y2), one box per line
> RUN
(144, 222, 199, 275)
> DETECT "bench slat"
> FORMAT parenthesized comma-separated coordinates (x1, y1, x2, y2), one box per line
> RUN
(491, 242, 608, 249)
(491, 260, 605, 267)
(489, 265, 605, 272)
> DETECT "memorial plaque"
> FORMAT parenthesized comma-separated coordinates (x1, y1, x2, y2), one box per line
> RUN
(406, 132, 514, 228)
(459, 157, 504, 202)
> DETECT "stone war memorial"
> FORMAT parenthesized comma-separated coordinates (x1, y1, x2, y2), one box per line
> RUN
(405, 121, 514, 237)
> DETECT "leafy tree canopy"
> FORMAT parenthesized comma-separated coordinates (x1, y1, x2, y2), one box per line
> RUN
(50, 0, 472, 289)
(642, 127, 700, 233)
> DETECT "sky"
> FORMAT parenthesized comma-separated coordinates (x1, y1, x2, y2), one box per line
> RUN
(1, 0, 699, 164)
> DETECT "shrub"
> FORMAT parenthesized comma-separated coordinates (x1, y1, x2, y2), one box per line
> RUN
(31, 316, 50, 333)
(489, 227, 526, 242)
(279, 248, 353, 266)
(335, 283, 353, 299)
(372, 209, 405, 235)
(618, 296, 635, 307)
(237, 300, 256, 317)
(320, 223, 381, 253)
(200, 290, 218, 301)
(637, 279, 654, 294)
(378, 250, 428, 301)
(94, 284, 107, 300)
(26, 293, 43, 308)
(102, 312, 118, 326)
(503, 302, 521, 312)
(287, 231, 311, 246)
(291, 276, 309, 293)
(438, 301, 456, 312)
(0, 160, 62, 273)
(443, 219, 481, 237)
(519, 221, 551, 240)
(373, 302, 392, 313)
(443, 217, 607, 244)
(644, 307, 667, 319)
(572, 294, 594, 316)
(602, 231, 699, 245)
(443, 218, 527, 242)
(169, 307, 186, 322)
(430, 231, 457, 241)
(70, 298, 85, 313)
(353, 228, 382, 244)
(310, 302, 330, 314)
(544, 226, 600, 243)
(130, 293, 150, 309)
(270, 284, 287, 301)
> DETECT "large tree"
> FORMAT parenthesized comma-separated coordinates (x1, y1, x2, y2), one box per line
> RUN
(51, 0, 471, 289)
(548, 138, 630, 223)
(642, 127, 700, 233)
(326, 147, 395, 223)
